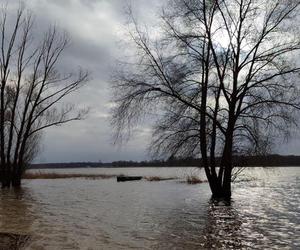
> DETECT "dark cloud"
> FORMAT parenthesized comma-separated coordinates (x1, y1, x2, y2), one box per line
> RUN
(3, 0, 300, 163)
(4, 0, 159, 163)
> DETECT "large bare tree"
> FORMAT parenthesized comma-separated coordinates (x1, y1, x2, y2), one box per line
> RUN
(0, 7, 88, 188)
(112, 0, 300, 199)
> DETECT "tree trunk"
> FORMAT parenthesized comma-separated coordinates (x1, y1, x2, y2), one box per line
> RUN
(12, 175, 21, 188)
(11, 163, 23, 188)
(218, 142, 233, 199)
(209, 175, 224, 198)
(208, 122, 234, 200)
(1, 169, 12, 189)
(209, 179, 231, 200)
(222, 156, 232, 199)
(0, 163, 24, 188)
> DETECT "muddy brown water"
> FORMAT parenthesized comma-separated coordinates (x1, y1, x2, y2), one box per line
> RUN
(0, 167, 299, 249)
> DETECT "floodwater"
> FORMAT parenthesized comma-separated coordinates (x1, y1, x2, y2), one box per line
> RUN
(0, 167, 299, 249)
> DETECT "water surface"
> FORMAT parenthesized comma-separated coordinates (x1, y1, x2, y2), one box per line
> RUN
(0, 167, 299, 249)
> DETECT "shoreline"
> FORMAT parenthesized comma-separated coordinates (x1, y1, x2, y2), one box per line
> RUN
(23, 172, 207, 184)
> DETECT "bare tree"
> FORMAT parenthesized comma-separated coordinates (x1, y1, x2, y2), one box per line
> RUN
(0, 7, 89, 188)
(112, 0, 300, 199)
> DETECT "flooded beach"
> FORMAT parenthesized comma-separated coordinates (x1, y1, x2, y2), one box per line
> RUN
(0, 167, 299, 249)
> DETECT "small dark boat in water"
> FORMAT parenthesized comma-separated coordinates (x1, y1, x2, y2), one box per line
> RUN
(117, 176, 143, 182)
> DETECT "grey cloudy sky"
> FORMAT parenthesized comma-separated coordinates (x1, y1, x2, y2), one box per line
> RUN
(5, 0, 162, 163)
(4, 0, 300, 163)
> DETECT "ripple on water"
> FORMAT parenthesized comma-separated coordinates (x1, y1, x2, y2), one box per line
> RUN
(0, 167, 299, 249)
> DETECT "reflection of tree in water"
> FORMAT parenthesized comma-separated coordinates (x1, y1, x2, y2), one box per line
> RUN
(0, 188, 36, 249)
(200, 200, 246, 249)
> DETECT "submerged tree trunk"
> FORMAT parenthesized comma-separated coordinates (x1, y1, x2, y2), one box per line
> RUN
(207, 175, 223, 199)
(219, 141, 234, 199)
(1, 167, 12, 189)
(208, 123, 234, 200)
(1, 163, 24, 188)
(11, 175, 22, 188)
(208, 169, 232, 200)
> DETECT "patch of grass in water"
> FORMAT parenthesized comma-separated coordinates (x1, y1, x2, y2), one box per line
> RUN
(186, 175, 204, 184)
(23, 172, 116, 180)
(144, 176, 178, 181)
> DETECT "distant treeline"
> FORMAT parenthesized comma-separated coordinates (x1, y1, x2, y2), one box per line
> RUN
(30, 154, 300, 169)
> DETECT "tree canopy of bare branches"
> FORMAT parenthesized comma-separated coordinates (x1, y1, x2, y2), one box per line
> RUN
(0, 7, 88, 188)
(112, 0, 300, 199)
